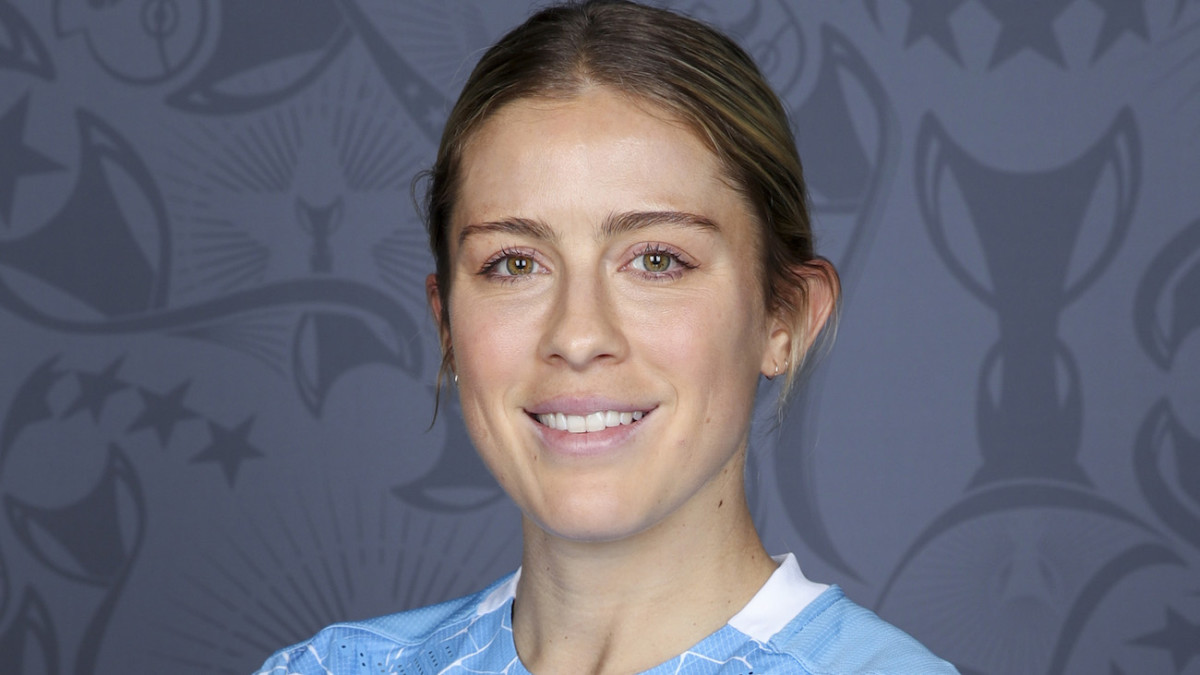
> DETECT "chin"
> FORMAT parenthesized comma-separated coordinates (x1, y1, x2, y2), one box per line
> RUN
(526, 492, 660, 544)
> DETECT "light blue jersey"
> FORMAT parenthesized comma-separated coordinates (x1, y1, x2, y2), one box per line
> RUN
(255, 554, 957, 674)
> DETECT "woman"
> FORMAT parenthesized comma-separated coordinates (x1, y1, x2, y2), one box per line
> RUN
(258, 1, 955, 673)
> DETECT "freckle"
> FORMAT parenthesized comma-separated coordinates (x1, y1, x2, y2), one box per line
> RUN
(718, 499, 724, 508)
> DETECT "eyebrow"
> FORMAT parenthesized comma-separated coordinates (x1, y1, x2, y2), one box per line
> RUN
(601, 210, 721, 238)
(458, 210, 720, 248)
(457, 217, 558, 248)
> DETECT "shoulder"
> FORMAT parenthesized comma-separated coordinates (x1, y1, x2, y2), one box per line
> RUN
(768, 586, 959, 674)
(253, 573, 517, 675)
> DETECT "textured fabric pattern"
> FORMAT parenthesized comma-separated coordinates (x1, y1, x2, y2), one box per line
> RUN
(255, 556, 958, 674)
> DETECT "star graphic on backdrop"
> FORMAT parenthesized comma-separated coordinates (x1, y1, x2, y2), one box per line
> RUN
(1090, 0, 1149, 62)
(191, 417, 263, 486)
(904, 0, 968, 65)
(0, 93, 64, 225)
(978, 0, 1073, 69)
(64, 358, 128, 422)
(127, 382, 197, 447)
(1130, 606, 1200, 672)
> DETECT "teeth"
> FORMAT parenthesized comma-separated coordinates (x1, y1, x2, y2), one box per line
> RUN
(536, 410, 648, 433)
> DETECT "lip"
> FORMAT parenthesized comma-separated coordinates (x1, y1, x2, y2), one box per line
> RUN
(524, 396, 657, 456)
(524, 396, 654, 416)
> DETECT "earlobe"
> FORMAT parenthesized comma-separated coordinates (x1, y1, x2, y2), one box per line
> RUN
(760, 319, 793, 378)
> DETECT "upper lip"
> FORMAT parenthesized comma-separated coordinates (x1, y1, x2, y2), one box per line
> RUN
(524, 396, 656, 416)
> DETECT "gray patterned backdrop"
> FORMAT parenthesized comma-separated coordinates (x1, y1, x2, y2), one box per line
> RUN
(0, 1, 1197, 673)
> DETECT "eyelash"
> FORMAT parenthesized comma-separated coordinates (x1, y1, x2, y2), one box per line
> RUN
(624, 243, 696, 281)
(479, 247, 542, 282)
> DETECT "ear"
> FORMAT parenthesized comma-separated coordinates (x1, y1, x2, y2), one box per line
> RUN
(761, 306, 792, 378)
(426, 273, 452, 361)
(759, 258, 839, 377)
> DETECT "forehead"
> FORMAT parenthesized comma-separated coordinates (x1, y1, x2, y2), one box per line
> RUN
(452, 89, 750, 233)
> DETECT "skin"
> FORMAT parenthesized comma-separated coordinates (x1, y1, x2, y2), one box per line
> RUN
(427, 87, 834, 675)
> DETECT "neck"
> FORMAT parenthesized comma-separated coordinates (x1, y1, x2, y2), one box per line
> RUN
(511, 474, 776, 675)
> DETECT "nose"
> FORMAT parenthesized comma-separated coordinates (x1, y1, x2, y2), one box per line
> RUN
(538, 269, 627, 369)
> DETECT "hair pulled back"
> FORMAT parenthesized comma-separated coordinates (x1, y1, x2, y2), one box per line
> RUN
(423, 0, 836, 402)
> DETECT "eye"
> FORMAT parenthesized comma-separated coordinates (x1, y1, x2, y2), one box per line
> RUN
(481, 248, 542, 279)
(638, 251, 672, 273)
(626, 244, 694, 279)
(505, 255, 535, 275)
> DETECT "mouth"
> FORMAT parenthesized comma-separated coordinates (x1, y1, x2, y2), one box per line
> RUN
(531, 409, 648, 433)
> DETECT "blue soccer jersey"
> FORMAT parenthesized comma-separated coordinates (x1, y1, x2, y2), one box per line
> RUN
(255, 554, 957, 674)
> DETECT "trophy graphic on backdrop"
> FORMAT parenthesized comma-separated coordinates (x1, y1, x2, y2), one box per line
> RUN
(874, 110, 1196, 674)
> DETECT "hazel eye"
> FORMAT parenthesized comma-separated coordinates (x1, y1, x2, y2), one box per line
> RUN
(629, 245, 691, 277)
(482, 250, 542, 280)
(505, 255, 535, 275)
(640, 252, 671, 273)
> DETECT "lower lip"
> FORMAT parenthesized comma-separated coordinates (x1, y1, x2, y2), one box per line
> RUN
(529, 412, 649, 456)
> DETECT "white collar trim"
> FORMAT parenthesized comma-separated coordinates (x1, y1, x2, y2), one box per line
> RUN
(477, 552, 827, 642)
(477, 567, 520, 615)
(727, 553, 828, 643)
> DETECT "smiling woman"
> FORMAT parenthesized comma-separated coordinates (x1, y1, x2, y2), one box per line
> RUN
(256, 2, 956, 674)
(445, 90, 779, 547)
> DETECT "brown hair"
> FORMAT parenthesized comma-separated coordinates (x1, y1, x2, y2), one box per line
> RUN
(422, 0, 838, 403)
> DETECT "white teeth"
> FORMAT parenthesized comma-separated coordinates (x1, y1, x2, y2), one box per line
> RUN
(535, 409, 648, 433)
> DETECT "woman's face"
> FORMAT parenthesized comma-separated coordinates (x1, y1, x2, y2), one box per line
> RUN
(433, 88, 790, 542)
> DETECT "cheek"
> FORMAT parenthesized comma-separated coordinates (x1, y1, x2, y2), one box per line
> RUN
(630, 284, 761, 349)
(631, 306, 709, 370)
(447, 298, 530, 481)
(626, 291, 766, 392)
(449, 295, 534, 382)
